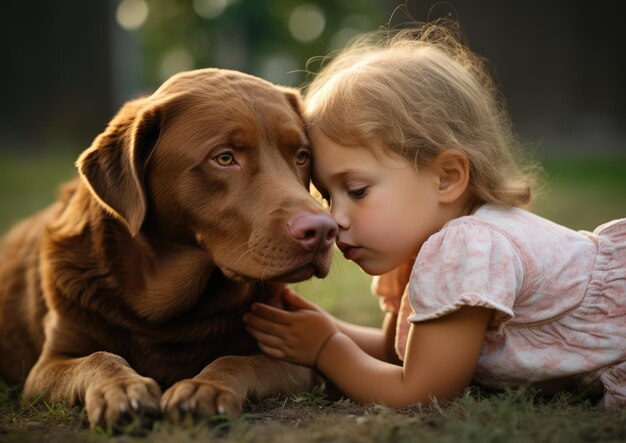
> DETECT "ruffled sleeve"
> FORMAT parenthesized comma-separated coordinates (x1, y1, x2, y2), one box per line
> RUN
(371, 260, 414, 313)
(407, 221, 523, 329)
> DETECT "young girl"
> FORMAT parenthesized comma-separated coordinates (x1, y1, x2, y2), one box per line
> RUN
(243, 24, 625, 409)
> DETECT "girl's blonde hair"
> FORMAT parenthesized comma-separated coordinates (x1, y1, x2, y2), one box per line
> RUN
(304, 22, 539, 208)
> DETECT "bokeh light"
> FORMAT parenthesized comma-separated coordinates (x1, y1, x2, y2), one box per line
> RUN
(193, 0, 228, 19)
(288, 3, 325, 43)
(160, 48, 195, 81)
(330, 28, 360, 49)
(259, 54, 300, 86)
(116, 0, 149, 31)
(331, 14, 371, 49)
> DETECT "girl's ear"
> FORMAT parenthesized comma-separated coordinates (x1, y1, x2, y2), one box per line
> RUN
(433, 149, 470, 204)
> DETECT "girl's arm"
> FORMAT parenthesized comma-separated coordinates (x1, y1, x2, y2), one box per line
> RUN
(317, 306, 491, 407)
(244, 291, 491, 408)
(334, 311, 400, 363)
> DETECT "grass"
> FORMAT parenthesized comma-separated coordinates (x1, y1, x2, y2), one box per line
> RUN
(2, 380, 625, 443)
(0, 150, 78, 234)
(0, 149, 625, 441)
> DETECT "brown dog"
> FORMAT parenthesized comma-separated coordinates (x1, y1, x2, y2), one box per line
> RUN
(0, 68, 337, 428)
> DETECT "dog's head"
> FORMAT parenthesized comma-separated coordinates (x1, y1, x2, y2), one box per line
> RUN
(77, 68, 336, 282)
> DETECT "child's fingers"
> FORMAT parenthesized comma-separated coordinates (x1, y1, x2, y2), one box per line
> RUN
(245, 326, 286, 350)
(282, 287, 299, 299)
(257, 343, 286, 360)
(243, 312, 289, 336)
(249, 303, 291, 324)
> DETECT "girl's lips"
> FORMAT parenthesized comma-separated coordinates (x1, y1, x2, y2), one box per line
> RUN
(337, 241, 361, 260)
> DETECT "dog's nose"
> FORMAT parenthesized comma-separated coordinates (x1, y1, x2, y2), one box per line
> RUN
(287, 212, 338, 251)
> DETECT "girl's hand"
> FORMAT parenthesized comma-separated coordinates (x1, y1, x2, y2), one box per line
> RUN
(243, 288, 339, 367)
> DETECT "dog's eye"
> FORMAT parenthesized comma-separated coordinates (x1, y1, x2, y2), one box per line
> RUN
(214, 152, 235, 166)
(296, 150, 310, 165)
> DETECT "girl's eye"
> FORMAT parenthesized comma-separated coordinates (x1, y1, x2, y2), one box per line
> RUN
(349, 187, 368, 199)
(296, 150, 311, 165)
(214, 152, 235, 166)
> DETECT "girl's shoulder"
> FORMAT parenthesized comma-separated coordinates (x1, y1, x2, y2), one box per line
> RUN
(418, 204, 531, 272)
(441, 203, 585, 247)
(449, 203, 553, 230)
(421, 204, 597, 296)
(410, 204, 599, 329)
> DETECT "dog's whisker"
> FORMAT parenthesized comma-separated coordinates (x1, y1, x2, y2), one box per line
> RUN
(229, 241, 251, 258)
(225, 241, 258, 274)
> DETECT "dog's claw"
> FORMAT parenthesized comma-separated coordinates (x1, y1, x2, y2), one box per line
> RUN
(162, 378, 243, 420)
(84, 375, 162, 429)
(92, 406, 103, 426)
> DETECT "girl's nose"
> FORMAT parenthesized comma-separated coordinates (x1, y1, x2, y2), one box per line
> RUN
(330, 207, 350, 230)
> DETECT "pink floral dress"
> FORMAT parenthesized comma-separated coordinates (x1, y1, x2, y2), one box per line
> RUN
(373, 204, 626, 408)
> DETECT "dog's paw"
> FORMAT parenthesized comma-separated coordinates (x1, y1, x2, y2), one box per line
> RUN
(84, 375, 162, 429)
(160, 379, 244, 421)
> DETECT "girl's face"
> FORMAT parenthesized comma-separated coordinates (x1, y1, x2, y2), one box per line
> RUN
(310, 128, 447, 275)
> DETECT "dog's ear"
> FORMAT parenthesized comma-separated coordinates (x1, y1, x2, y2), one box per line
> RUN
(76, 98, 161, 237)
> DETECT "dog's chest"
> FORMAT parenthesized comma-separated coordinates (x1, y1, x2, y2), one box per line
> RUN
(122, 302, 258, 386)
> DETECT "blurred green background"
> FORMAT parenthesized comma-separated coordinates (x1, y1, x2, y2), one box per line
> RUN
(1, 1, 625, 327)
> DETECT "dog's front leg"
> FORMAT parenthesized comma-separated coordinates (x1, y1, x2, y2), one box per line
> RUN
(161, 354, 315, 419)
(24, 350, 162, 428)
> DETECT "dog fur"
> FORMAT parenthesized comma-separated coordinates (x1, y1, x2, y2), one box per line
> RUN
(0, 68, 336, 427)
